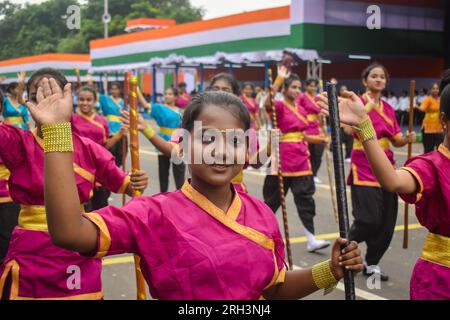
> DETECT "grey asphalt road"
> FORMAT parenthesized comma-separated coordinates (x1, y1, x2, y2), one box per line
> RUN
(101, 122, 426, 300)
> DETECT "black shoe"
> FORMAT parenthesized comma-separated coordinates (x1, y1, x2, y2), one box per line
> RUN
(363, 265, 389, 281)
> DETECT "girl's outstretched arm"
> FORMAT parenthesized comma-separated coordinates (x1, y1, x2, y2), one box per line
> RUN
(317, 91, 417, 194)
(26, 77, 98, 254)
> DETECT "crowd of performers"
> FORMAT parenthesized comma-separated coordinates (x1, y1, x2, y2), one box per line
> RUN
(0, 61, 447, 300)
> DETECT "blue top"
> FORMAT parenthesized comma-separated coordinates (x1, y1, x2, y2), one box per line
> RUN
(150, 103, 182, 141)
(98, 94, 124, 134)
(2, 97, 29, 130)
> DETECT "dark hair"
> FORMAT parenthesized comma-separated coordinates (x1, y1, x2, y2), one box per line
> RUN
(208, 73, 240, 96)
(182, 91, 250, 132)
(166, 86, 179, 97)
(361, 62, 390, 84)
(305, 78, 318, 87)
(283, 74, 301, 90)
(440, 69, 450, 117)
(7, 82, 19, 94)
(241, 82, 254, 91)
(109, 81, 121, 91)
(27, 68, 68, 96)
(178, 82, 187, 88)
(78, 85, 98, 101)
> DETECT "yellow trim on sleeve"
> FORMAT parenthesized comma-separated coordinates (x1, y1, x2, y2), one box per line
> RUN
(400, 167, 424, 203)
(83, 212, 111, 258)
(117, 175, 131, 194)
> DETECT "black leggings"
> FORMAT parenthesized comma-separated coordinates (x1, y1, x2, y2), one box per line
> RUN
(0, 202, 20, 265)
(422, 132, 443, 154)
(308, 143, 325, 177)
(349, 185, 398, 266)
(158, 154, 186, 192)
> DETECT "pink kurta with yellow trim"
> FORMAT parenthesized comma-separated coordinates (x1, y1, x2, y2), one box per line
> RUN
(399, 144, 450, 300)
(0, 122, 130, 300)
(298, 93, 321, 136)
(84, 181, 287, 299)
(0, 156, 12, 203)
(270, 100, 313, 177)
(349, 96, 402, 187)
(240, 95, 259, 129)
(71, 113, 110, 146)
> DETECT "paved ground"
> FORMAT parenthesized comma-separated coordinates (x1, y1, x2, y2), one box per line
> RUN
(101, 121, 427, 300)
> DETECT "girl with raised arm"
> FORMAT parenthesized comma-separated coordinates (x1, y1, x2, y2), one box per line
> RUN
(317, 70, 450, 300)
(35, 78, 363, 300)
(0, 69, 148, 300)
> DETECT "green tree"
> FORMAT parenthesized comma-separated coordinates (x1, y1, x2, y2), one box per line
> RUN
(0, 0, 204, 60)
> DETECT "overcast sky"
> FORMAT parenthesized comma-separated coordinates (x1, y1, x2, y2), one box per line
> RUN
(11, 0, 290, 19)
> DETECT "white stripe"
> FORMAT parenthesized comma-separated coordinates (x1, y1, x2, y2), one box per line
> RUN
(91, 20, 290, 60)
(292, 265, 388, 300)
(291, 0, 443, 32)
(0, 61, 91, 74)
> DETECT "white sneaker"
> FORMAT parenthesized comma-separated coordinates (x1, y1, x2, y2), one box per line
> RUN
(313, 176, 323, 184)
(307, 239, 331, 252)
(345, 158, 351, 163)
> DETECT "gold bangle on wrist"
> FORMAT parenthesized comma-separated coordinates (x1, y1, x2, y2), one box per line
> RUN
(312, 259, 338, 295)
(274, 76, 285, 87)
(41, 122, 74, 153)
(352, 116, 376, 142)
(142, 125, 156, 140)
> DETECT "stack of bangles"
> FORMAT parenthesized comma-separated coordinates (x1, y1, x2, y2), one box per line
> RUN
(312, 260, 338, 295)
(41, 123, 74, 153)
(352, 116, 376, 142)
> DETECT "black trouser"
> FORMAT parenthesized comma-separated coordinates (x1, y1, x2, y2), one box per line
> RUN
(422, 132, 444, 154)
(263, 175, 316, 234)
(341, 128, 354, 159)
(158, 154, 186, 192)
(308, 143, 324, 177)
(0, 202, 20, 265)
(349, 185, 398, 266)
(84, 187, 111, 212)
(108, 136, 128, 167)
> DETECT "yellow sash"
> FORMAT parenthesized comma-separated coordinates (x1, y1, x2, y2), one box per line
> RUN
(19, 205, 85, 231)
(353, 137, 390, 151)
(281, 132, 304, 142)
(421, 233, 450, 268)
(106, 115, 121, 122)
(4, 117, 24, 124)
(307, 114, 319, 122)
(159, 126, 177, 136)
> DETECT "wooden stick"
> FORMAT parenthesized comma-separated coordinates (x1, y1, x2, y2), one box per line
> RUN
(327, 83, 356, 300)
(403, 80, 415, 249)
(74, 68, 82, 89)
(268, 68, 293, 269)
(129, 75, 147, 300)
(122, 72, 130, 206)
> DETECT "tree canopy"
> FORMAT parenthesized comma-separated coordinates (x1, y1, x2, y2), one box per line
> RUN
(0, 0, 204, 60)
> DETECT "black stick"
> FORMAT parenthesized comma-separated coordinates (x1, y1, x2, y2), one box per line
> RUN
(327, 83, 356, 300)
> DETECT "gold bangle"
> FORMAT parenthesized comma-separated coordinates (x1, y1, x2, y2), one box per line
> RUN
(41, 123, 74, 153)
(312, 259, 338, 295)
(352, 116, 376, 142)
(274, 76, 285, 87)
(142, 125, 156, 140)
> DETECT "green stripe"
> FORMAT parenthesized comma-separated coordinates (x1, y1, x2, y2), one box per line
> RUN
(293, 24, 443, 56)
(92, 35, 292, 67)
(0, 69, 89, 79)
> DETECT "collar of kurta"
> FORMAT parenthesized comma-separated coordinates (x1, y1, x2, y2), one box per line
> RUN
(180, 180, 275, 251)
(438, 144, 450, 159)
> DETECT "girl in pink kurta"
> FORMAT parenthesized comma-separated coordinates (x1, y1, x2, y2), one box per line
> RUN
(35, 79, 363, 300)
(0, 69, 148, 300)
(240, 82, 262, 131)
(298, 79, 325, 181)
(317, 68, 450, 300)
(263, 71, 330, 253)
(346, 64, 415, 282)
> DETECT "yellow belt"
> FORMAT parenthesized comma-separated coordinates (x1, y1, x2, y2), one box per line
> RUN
(0, 165, 10, 180)
(4, 117, 24, 124)
(105, 115, 121, 122)
(19, 205, 85, 231)
(307, 114, 319, 121)
(159, 126, 177, 136)
(281, 132, 304, 142)
(353, 137, 390, 151)
(421, 233, 450, 267)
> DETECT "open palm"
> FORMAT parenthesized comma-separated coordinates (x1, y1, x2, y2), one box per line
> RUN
(26, 77, 73, 126)
(316, 91, 368, 126)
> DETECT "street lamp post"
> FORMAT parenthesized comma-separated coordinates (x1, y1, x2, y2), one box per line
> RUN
(103, 0, 111, 39)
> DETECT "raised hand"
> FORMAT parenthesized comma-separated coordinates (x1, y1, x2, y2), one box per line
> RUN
(25, 77, 73, 126)
(277, 65, 291, 79)
(17, 71, 26, 84)
(316, 91, 367, 126)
